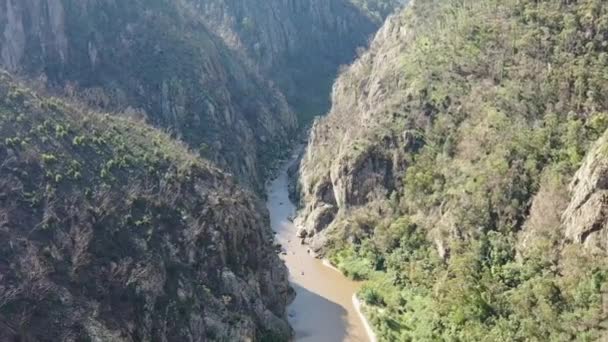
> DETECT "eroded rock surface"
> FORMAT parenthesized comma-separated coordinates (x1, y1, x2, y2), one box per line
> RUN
(295, 14, 413, 250)
(563, 132, 608, 253)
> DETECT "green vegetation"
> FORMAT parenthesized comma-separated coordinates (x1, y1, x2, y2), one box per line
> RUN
(0, 70, 208, 229)
(326, 0, 608, 340)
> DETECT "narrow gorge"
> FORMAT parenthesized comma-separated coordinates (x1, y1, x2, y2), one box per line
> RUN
(267, 156, 369, 341)
(1, 0, 608, 341)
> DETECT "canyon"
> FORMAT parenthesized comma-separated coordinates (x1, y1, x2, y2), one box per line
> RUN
(1, 0, 608, 341)
(0, 0, 398, 340)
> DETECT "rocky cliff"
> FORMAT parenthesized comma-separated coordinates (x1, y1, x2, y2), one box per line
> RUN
(297, 0, 608, 255)
(0, 0, 297, 192)
(195, 0, 397, 118)
(295, 12, 412, 251)
(563, 131, 608, 253)
(0, 71, 293, 341)
(296, 0, 608, 340)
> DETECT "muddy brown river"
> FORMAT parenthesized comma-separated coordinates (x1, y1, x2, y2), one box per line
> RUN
(266, 160, 370, 342)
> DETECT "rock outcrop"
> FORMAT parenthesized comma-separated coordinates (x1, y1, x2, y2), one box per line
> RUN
(0, 71, 293, 341)
(563, 132, 608, 253)
(295, 13, 412, 251)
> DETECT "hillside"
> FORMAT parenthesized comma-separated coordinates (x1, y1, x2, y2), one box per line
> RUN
(0, 0, 403, 192)
(0, 0, 297, 192)
(0, 71, 292, 341)
(296, 0, 608, 340)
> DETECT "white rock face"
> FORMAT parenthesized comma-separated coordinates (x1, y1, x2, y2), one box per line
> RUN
(563, 131, 608, 252)
(0, 0, 68, 70)
(47, 0, 68, 63)
(1, 0, 26, 71)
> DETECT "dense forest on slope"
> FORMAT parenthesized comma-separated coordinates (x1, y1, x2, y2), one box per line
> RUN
(296, 0, 608, 340)
(0, 71, 293, 341)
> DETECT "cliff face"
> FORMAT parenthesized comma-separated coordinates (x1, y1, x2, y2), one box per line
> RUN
(0, 0, 297, 192)
(295, 13, 412, 251)
(563, 132, 608, 253)
(198, 0, 380, 70)
(0, 71, 293, 341)
(195, 0, 385, 117)
(297, 0, 608, 254)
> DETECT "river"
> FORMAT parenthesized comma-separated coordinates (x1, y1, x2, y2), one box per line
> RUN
(266, 159, 370, 342)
